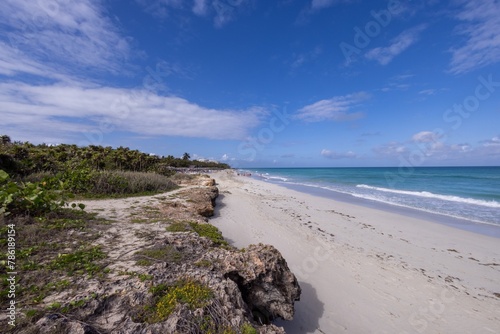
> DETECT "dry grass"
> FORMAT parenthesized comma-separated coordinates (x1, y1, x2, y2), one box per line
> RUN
(91, 171, 178, 195)
(0, 210, 110, 311)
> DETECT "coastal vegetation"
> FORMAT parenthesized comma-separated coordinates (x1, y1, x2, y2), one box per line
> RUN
(0, 135, 229, 177)
(0, 135, 227, 331)
(0, 135, 299, 333)
(0, 135, 229, 199)
(166, 220, 230, 248)
(142, 279, 214, 323)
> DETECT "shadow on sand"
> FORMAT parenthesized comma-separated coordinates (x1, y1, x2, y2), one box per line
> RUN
(274, 281, 324, 334)
(211, 193, 324, 332)
(212, 193, 226, 218)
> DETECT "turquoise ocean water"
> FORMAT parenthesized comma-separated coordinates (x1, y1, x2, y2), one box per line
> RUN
(244, 167, 500, 231)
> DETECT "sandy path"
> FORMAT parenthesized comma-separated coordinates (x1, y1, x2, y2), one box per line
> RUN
(75, 186, 199, 278)
(210, 171, 500, 334)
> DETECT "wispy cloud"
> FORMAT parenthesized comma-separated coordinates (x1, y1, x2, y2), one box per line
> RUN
(135, 0, 183, 18)
(412, 130, 443, 143)
(391, 74, 415, 81)
(449, 0, 500, 74)
(380, 83, 410, 92)
(321, 149, 357, 159)
(0, 1, 267, 144)
(480, 135, 500, 147)
(190, 0, 253, 27)
(365, 25, 427, 65)
(380, 73, 414, 92)
(290, 46, 323, 70)
(372, 132, 500, 164)
(296, 0, 351, 24)
(311, 0, 338, 10)
(0, 41, 59, 79)
(295, 92, 369, 122)
(193, 0, 209, 16)
(373, 142, 408, 157)
(310, 0, 353, 11)
(418, 89, 437, 95)
(0, 0, 132, 76)
(0, 82, 266, 143)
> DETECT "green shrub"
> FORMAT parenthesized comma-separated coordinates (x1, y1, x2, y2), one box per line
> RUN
(0, 170, 69, 216)
(241, 323, 258, 334)
(166, 221, 229, 247)
(49, 246, 106, 276)
(47, 167, 96, 193)
(91, 171, 128, 194)
(165, 221, 191, 232)
(109, 171, 177, 194)
(135, 245, 183, 266)
(32, 168, 179, 198)
(189, 222, 228, 247)
(150, 279, 213, 322)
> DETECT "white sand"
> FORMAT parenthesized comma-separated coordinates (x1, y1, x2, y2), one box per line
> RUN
(210, 171, 500, 334)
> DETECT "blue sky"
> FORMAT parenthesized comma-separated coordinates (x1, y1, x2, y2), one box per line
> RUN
(1, 0, 499, 167)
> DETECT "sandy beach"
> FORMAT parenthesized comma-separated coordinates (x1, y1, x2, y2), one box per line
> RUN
(210, 171, 500, 334)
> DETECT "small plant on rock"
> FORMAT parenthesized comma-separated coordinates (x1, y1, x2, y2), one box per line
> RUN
(147, 279, 213, 323)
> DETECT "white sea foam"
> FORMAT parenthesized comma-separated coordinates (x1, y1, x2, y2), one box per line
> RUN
(356, 184, 500, 208)
(256, 173, 288, 182)
(349, 193, 500, 227)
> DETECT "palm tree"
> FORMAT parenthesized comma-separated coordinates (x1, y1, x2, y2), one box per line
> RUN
(1, 135, 11, 145)
(182, 152, 191, 161)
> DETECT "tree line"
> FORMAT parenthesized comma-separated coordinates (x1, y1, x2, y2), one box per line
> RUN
(0, 135, 229, 178)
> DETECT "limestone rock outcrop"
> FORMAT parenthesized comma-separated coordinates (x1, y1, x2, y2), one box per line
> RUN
(26, 233, 300, 333)
(13, 177, 300, 334)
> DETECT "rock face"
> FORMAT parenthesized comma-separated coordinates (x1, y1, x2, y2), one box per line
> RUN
(177, 185, 219, 218)
(193, 185, 219, 217)
(26, 233, 300, 333)
(16, 177, 301, 334)
(167, 233, 301, 323)
(220, 244, 301, 322)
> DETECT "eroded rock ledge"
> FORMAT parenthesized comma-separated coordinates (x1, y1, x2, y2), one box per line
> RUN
(19, 175, 300, 334)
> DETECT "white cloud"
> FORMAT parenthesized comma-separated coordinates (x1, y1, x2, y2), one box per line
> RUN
(193, 0, 209, 15)
(0, 82, 266, 143)
(310, 0, 352, 10)
(135, 0, 183, 18)
(311, 0, 337, 10)
(418, 89, 437, 95)
(412, 131, 443, 143)
(0, 41, 55, 78)
(373, 142, 407, 157)
(365, 25, 427, 65)
(0, 1, 265, 145)
(0, 0, 132, 75)
(321, 149, 356, 159)
(290, 46, 323, 70)
(295, 92, 369, 122)
(449, 0, 500, 74)
(212, 0, 251, 27)
(481, 135, 500, 147)
(190, 0, 253, 27)
(373, 134, 500, 164)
